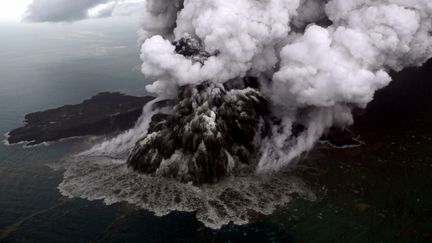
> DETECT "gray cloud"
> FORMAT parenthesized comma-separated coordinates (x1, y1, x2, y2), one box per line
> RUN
(24, 0, 143, 22)
(25, 0, 108, 22)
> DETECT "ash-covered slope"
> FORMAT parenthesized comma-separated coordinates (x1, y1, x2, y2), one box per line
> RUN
(128, 35, 281, 184)
(128, 35, 271, 184)
(127, 81, 269, 185)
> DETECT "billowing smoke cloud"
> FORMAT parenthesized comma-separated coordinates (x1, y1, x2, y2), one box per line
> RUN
(25, 0, 145, 22)
(136, 0, 432, 173)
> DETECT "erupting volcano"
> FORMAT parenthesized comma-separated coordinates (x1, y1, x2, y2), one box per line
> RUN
(122, 0, 432, 183)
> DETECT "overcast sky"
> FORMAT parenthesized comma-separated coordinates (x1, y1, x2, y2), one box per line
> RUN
(0, 0, 144, 22)
(0, 0, 32, 21)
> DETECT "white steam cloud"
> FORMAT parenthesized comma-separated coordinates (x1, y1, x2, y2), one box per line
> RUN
(138, 0, 432, 171)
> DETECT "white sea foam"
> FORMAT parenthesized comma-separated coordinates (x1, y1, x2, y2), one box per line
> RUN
(3, 132, 11, 146)
(79, 99, 158, 157)
(58, 153, 315, 229)
(320, 137, 365, 149)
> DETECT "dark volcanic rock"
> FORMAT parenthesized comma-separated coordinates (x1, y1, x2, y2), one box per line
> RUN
(172, 34, 213, 64)
(8, 92, 154, 146)
(127, 81, 270, 185)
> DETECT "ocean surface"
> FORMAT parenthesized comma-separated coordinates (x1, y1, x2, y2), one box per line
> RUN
(1, 18, 431, 242)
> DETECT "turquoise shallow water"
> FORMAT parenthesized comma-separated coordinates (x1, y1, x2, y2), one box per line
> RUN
(1, 19, 431, 242)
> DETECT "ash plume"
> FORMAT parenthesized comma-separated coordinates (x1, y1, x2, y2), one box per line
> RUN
(133, 0, 432, 179)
